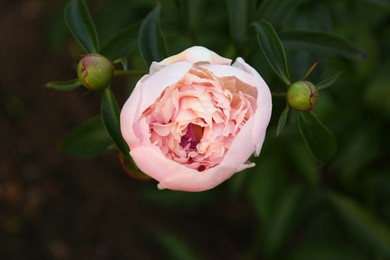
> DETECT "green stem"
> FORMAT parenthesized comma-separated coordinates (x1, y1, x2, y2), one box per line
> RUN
(272, 92, 287, 97)
(113, 70, 147, 77)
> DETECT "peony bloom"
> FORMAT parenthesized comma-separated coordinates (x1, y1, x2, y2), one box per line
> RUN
(120, 46, 272, 192)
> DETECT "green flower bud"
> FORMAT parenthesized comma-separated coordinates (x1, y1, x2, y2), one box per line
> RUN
(287, 81, 319, 111)
(77, 54, 114, 91)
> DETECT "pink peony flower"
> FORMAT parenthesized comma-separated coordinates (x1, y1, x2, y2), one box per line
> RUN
(120, 46, 272, 192)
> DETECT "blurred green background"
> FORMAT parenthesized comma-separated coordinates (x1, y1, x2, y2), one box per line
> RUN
(0, 0, 389, 259)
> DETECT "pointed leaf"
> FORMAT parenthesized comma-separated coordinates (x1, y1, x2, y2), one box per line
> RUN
(317, 72, 342, 90)
(303, 61, 320, 80)
(113, 57, 128, 71)
(64, 0, 99, 53)
(101, 88, 130, 156)
(119, 152, 151, 181)
(280, 30, 366, 60)
(253, 20, 291, 85)
(186, 0, 206, 32)
(46, 79, 82, 91)
(101, 22, 140, 60)
(60, 116, 113, 159)
(276, 106, 289, 136)
(298, 111, 337, 162)
(139, 2, 168, 67)
(258, 0, 307, 24)
(328, 192, 390, 258)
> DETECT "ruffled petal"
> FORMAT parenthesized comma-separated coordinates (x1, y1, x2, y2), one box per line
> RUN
(120, 62, 192, 147)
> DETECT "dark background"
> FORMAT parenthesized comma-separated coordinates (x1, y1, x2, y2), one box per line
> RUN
(1, 0, 390, 259)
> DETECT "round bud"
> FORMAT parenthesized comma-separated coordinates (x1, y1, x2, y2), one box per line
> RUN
(77, 54, 114, 91)
(287, 81, 319, 111)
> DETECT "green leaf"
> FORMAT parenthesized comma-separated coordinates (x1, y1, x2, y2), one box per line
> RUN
(101, 22, 140, 60)
(60, 116, 113, 159)
(64, 0, 99, 53)
(101, 87, 130, 156)
(46, 2, 69, 51)
(113, 57, 128, 71)
(328, 192, 390, 258)
(174, 0, 205, 33)
(298, 111, 337, 162)
(253, 20, 291, 85)
(46, 79, 82, 91)
(186, 0, 206, 32)
(265, 185, 303, 257)
(280, 30, 366, 60)
(257, 0, 307, 24)
(226, 0, 249, 52)
(303, 61, 319, 80)
(276, 106, 289, 136)
(287, 142, 320, 187)
(139, 2, 168, 67)
(317, 72, 342, 90)
(119, 152, 151, 181)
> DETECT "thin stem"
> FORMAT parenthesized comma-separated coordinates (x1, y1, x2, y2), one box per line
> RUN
(272, 92, 287, 97)
(113, 70, 147, 77)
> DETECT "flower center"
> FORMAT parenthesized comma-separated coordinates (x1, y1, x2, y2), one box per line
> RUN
(180, 123, 204, 150)
(140, 66, 257, 171)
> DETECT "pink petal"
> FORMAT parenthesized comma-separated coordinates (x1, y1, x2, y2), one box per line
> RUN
(157, 161, 255, 192)
(218, 116, 256, 167)
(200, 64, 258, 89)
(158, 46, 232, 66)
(233, 58, 272, 156)
(130, 145, 194, 181)
(131, 141, 255, 192)
(120, 62, 192, 147)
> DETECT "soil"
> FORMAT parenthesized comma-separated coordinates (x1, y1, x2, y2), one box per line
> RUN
(0, 1, 254, 259)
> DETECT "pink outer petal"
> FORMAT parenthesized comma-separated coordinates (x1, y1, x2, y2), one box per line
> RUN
(130, 146, 193, 181)
(157, 163, 255, 192)
(131, 145, 255, 192)
(120, 61, 192, 148)
(233, 58, 272, 156)
(150, 46, 231, 74)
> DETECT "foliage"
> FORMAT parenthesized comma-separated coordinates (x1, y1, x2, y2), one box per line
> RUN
(45, 0, 390, 258)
